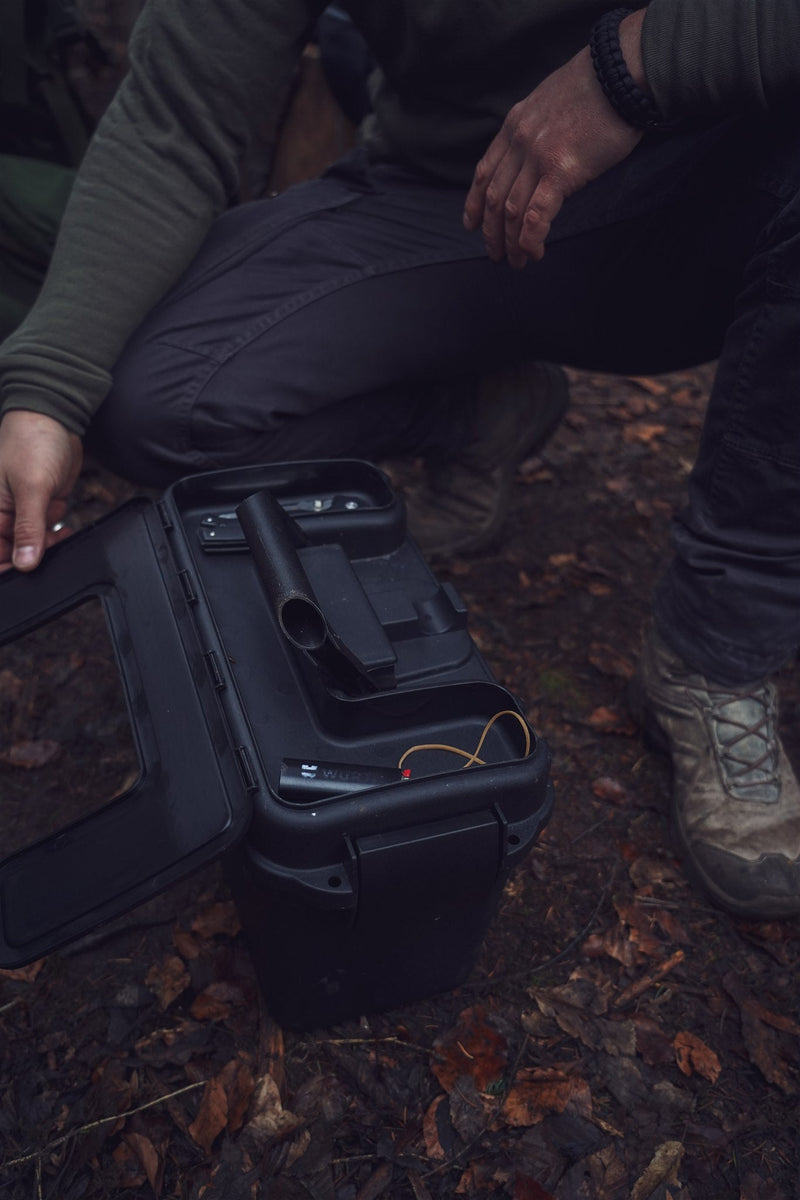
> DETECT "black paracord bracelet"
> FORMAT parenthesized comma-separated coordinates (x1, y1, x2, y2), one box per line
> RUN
(589, 7, 667, 131)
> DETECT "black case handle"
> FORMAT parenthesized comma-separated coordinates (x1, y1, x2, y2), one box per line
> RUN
(236, 489, 380, 695)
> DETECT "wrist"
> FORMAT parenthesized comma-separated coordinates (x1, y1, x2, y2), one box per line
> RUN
(589, 7, 669, 131)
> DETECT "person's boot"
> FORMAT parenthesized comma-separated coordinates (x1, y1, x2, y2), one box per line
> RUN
(630, 624, 800, 918)
(403, 361, 568, 559)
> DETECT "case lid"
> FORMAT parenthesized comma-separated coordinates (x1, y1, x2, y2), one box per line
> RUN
(0, 498, 252, 967)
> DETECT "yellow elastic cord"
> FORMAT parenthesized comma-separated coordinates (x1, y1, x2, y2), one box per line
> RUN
(397, 709, 531, 772)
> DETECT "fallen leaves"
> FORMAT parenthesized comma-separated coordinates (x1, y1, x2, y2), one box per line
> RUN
(673, 1031, 721, 1083)
(586, 706, 637, 737)
(588, 643, 635, 681)
(722, 971, 800, 1094)
(502, 1067, 592, 1127)
(0, 959, 45, 983)
(188, 1057, 256, 1154)
(591, 776, 627, 805)
(145, 955, 191, 1010)
(622, 422, 667, 446)
(0, 739, 60, 768)
(631, 1140, 684, 1200)
(431, 1005, 508, 1093)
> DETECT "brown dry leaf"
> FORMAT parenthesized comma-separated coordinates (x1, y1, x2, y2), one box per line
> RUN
(528, 978, 635, 1057)
(355, 1163, 393, 1200)
(587, 706, 637, 736)
(407, 1169, 434, 1200)
(112, 1139, 146, 1188)
(190, 981, 246, 1022)
(81, 478, 118, 505)
(591, 776, 627, 805)
(581, 926, 640, 967)
(630, 1013, 675, 1067)
(614, 899, 664, 958)
(674, 1031, 721, 1083)
(124, 1132, 163, 1197)
(503, 1068, 592, 1127)
(631, 1140, 684, 1200)
(242, 1072, 302, 1147)
(588, 643, 635, 680)
(422, 1095, 448, 1161)
(454, 1163, 498, 1194)
(626, 375, 669, 396)
(587, 1143, 628, 1193)
(1, 739, 60, 768)
(0, 958, 45, 982)
(723, 972, 797, 1094)
(740, 995, 800, 1037)
(145, 954, 190, 1010)
(622, 422, 667, 446)
(605, 476, 630, 495)
(548, 552, 578, 569)
(513, 1178, 557, 1200)
(627, 857, 685, 890)
(219, 1055, 255, 1134)
(173, 928, 203, 959)
(191, 900, 241, 939)
(431, 1005, 508, 1093)
(188, 1074, 228, 1155)
(649, 906, 690, 945)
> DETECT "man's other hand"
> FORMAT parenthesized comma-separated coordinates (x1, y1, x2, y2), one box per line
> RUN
(464, 13, 646, 267)
(0, 410, 83, 572)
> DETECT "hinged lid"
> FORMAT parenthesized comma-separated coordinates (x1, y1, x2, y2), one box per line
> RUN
(0, 498, 252, 967)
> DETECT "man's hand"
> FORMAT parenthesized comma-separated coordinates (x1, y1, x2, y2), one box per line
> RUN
(0, 410, 83, 572)
(464, 14, 647, 267)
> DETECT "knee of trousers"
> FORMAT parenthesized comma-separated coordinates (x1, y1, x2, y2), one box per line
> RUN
(87, 337, 216, 487)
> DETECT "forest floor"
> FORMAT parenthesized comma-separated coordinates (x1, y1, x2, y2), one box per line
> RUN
(2, 363, 800, 1200)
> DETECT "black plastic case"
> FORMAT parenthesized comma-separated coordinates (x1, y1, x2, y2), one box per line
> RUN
(0, 460, 552, 1028)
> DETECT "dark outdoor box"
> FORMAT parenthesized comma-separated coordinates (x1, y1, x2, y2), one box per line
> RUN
(0, 460, 553, 1029)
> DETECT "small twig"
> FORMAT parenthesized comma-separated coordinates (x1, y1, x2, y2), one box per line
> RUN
(0, 997, 21, 1014)
(570, 816, 611, 845)
(1, 1079, 208, 1172)
(612, 948, 685, 1009)
(61, 912, 179, 957)
(312, 1035, 439, 1057)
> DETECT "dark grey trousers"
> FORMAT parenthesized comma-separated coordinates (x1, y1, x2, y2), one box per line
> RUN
(89, 116, 800, 686)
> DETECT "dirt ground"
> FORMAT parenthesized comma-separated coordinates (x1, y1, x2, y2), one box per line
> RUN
(2, 7, 800, 1197)
(3, 362, 800, 1200)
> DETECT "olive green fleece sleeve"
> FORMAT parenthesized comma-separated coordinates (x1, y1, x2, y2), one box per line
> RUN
(0, 0, 325, 436)
(642, 0, 800, 121)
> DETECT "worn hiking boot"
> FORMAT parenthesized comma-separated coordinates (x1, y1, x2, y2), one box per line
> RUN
(403, 361, 569, 559)
(630, 624, 800, 919)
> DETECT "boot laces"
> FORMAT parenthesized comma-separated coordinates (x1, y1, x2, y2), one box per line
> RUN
(705, 682, 779, 798)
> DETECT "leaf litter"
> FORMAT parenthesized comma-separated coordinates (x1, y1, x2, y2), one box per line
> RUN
(3, 362, 800, 1199)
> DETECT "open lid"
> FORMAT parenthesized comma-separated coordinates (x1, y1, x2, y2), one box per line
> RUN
(0, 498, 252, 968)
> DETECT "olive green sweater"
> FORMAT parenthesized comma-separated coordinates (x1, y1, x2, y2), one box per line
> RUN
(2, 0, 798, 435)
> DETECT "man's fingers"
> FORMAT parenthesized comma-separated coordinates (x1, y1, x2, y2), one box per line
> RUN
(502, 165, 542, 267)
(8, 478, 52, 571)
(518, 179, 566, 260)
(477, 151, 528, 261)
(463, 132, 510, 231)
